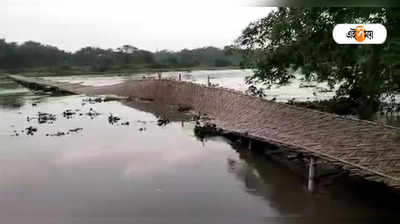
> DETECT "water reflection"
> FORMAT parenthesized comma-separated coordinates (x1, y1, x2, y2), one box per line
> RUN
(1, 75, 399, 223)
(0, 76, 46, 110)
(0, 93, 26, 109)
(218, 139, 400, 223)
(123, 99, 193, 122)
(0, 94, 275, 223)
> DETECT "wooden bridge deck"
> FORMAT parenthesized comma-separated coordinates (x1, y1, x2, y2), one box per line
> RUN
(8, 74, 400, 190)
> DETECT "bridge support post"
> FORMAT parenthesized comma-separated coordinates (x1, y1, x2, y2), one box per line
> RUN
(248, 139, 252, 150)
(207, 75, 211, 87)
(308, 157, 316, 193)
(178, 73, 182, 81)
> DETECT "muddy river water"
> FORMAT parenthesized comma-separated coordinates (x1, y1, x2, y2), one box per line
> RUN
(0, 72, 399, 223)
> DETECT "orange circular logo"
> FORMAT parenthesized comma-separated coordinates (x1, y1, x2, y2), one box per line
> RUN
(354, 25, 365, 42)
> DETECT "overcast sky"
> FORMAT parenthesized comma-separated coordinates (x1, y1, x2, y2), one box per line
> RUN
(0, 0, 271, 52)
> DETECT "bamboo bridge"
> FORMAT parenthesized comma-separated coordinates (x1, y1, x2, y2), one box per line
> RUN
(8, 74, 400, 192)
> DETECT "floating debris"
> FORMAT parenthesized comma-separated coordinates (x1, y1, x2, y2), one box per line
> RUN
(192, 114, 201, 121)
(194, 123, 220, 141)
(63, 109, 76, 118)
(48, 131, 65, 137)
(82, 96, 119, 104)
(59, 128, 84, 135)
(121, 122, 130, 126)
(12, 130, 19, 136)
(25, 126, 38, 135)
(138, 127, 146, 132)
(38, 112, 57, 124)
(32, 103, 37, 106)
(83, 97, 104, 104)
(69, 128, 83, 133)
(87, 108, 101, 118)
(108, 113, 121, 124)
(93, 97, 103, 103)
(192, 114, 201, 125)
(27, 116, 37, 122)
(157, 118, 170, 126)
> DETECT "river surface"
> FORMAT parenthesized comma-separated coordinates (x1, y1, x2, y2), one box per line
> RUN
(1, 73, 399, 223)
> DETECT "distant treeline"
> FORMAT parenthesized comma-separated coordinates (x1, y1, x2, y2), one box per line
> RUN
(0, 39, 246, 74)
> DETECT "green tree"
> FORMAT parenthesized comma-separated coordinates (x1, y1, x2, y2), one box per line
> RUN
(214, 58, 232, 67)
(237, 8, 400, 118)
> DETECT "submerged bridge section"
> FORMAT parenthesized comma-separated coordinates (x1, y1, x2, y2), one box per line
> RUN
(8, 74, 400, 190)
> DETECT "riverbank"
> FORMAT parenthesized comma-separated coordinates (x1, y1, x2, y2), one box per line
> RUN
(0, 65, 243, 77)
